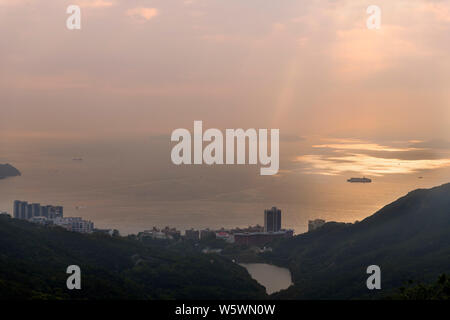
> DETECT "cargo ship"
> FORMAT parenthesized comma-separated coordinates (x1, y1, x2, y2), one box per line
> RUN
(347, 177, 372, 183)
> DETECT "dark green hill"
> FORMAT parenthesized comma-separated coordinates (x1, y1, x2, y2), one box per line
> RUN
(0, 164, 21, 179)
(0, 217, 266, 300)
(386, 273, 450, 300)
(267, 183, 450, 299)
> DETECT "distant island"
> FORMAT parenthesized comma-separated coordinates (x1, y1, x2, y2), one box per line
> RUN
(0, 164, 21, 179)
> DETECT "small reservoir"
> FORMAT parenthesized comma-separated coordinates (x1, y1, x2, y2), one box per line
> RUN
(240, 263, 293, 294)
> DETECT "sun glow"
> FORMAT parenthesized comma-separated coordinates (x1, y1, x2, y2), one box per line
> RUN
(295, 139, 450, 176)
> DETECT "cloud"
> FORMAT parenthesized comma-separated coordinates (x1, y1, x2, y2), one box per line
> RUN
(126, 7, 159, 22)
(409, 139, 450, 150)
(0, 0, 115, 8)
(0, 0, 31, 6)
(418, 1, 450, 23)
(312, 141, 419, 152)
(76, 0, 115, 8)
(295, 153, 450, 176)
(294, 139, 450, 176)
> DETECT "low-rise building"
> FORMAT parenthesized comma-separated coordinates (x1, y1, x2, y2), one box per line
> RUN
(185, 229, 200, 240)
(139, 229, 170, 240)
(202, 248, 223, 254)
(215, 231, 234, 243)
(138, 227, 181, 241)
(161, 226, 181, 240)
(53, 217, 94, 233)
(200, 229, 216, 240)
(234, 229, 294, 247)
(94, 228, 119, 236)
(29, 216, 53, 226)
(0, 211, 11, 218)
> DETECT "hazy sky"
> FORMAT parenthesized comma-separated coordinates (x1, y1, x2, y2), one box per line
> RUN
(0, 0, 448, 137)
(1, 0, 450, 176)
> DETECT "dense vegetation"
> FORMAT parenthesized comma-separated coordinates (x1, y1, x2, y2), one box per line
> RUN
(385, 274, 450, 300)
(0, 216, 266, 300)
(0, 163, 21, 179)
(264, 183, 450, 299)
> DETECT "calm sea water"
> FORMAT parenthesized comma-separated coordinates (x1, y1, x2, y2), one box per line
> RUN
(1, 137, 448, 235)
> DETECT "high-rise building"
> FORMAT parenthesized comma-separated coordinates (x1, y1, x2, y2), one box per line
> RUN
(31, 203, 41, 217)
(26, 204, 33, 219)
(12, 201, 63, 220)
(55, 206, 63, 218)
(185, 229, 200, 240)
(264, 206, 281, 232)
(41, 205, 50, 218)
(20, 201, 28, 219)
(200, 228, 216, 240)
(13, 200, 30, 220)
(19, 201, 28, 220)
(48, 206, 56, 219)
(13, 200, 21, 219)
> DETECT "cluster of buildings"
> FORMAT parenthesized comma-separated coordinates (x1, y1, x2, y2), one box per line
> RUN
(9, 199, 327, 241)
(13, 200, 94, 233)
(137, 226, 181, 241)
(134, 207, 294, 247)
(233, 207, 293, 246)
(13, 200, 63, 220)
(183, 207, 294, 247)
(185, 228, 225, 241)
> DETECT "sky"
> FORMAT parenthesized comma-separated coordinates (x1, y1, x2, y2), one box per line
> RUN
(1, 0, 450, 177)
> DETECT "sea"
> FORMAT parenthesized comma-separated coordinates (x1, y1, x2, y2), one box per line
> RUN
(1, 136, 448, 235)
